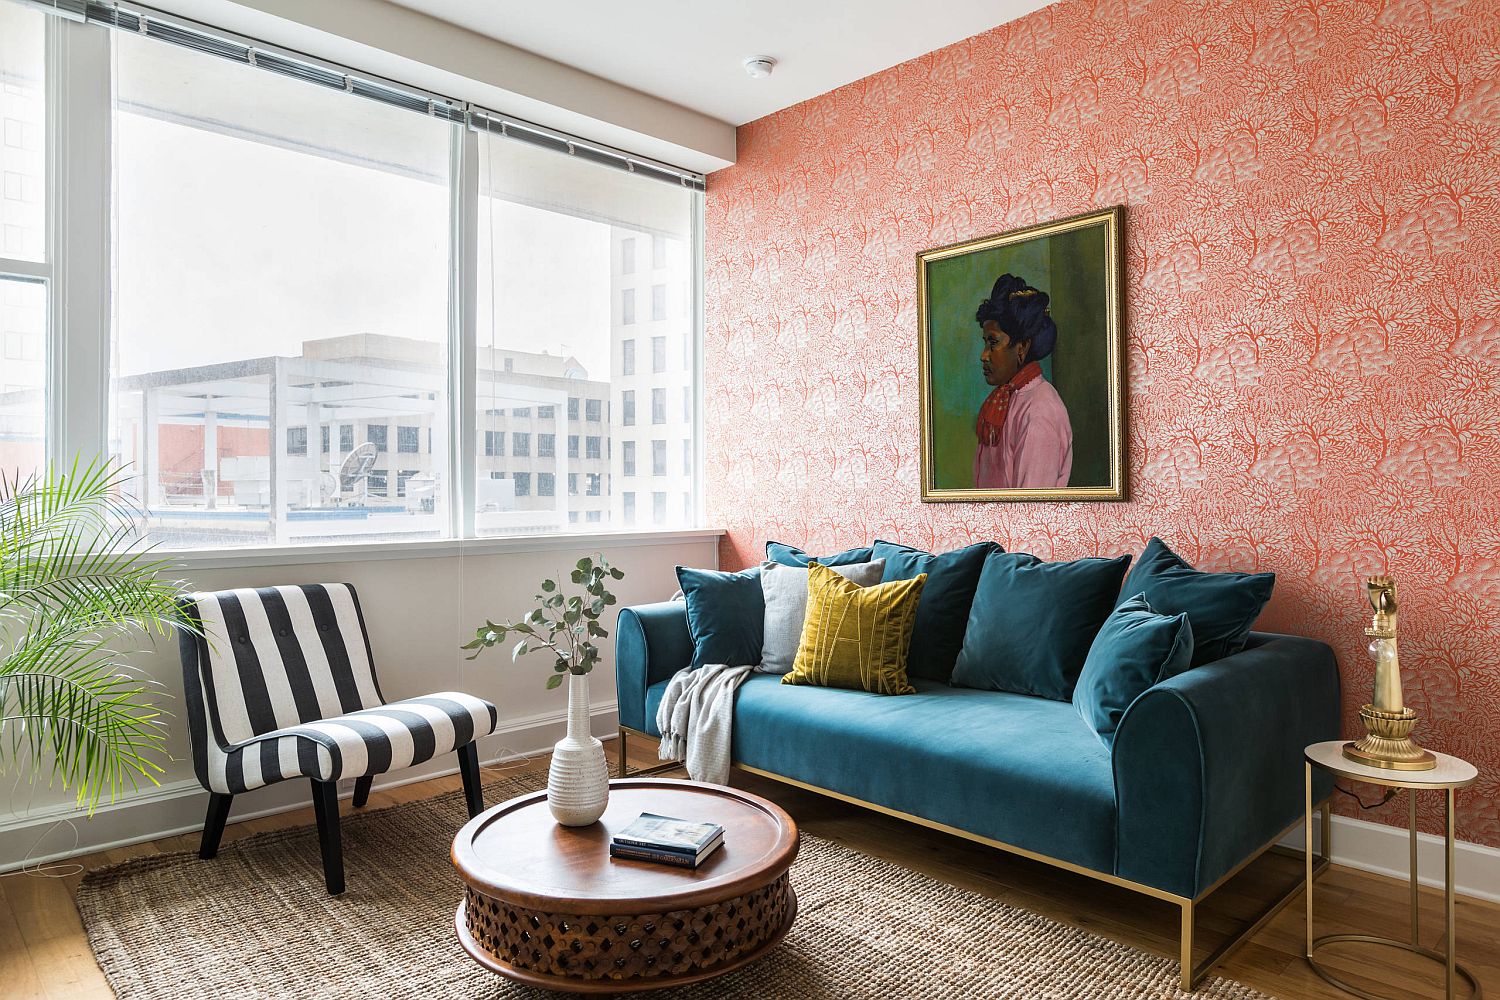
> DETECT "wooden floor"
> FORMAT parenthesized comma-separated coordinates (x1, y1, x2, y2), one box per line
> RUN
(1, 740, 1495, 999)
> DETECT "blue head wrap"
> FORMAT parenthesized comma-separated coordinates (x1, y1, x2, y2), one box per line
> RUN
(975, 274, 1057, 362)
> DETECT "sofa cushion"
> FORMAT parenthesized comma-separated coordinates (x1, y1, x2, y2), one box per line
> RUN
(731, 674, 1117, 873)
(871, 540, 996, 684)
(765, 540, 875, 567)
(759, 559, 885, 674)
(952, 550, 1132, 701)
(1073, 594, 1194, 748)
(1120, 537, 1274, 667)
(782, 563, 925, 695)
(676, 565, 763, 669)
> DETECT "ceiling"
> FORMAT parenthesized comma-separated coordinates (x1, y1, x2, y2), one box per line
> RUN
(383, 0, 1054, 126)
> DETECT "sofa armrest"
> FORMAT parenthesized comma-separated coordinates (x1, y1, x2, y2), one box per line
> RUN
(614, 602, 693, 733)
(1112, 632, 1340, 898)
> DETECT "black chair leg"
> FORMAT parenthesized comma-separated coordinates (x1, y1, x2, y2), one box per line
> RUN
(199, 792, 233, 860)
(458, 742, 484, 819)
(353, 775, 373, 808)
(310, 779, 345, 895)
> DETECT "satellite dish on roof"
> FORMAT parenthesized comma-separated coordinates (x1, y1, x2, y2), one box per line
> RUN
(331, 442, 379, 504)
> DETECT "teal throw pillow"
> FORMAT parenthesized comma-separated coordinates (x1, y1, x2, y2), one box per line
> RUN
(872, 539, 997, 683)
(1073, 594, 1194, 748)
(952, 550, 1132, 701)
(765, 540, 874, 567)
(675, 565, 763, 669)
(1119, 537, 1274, 667)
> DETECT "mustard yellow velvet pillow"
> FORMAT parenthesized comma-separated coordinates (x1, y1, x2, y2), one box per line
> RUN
(782, 562, 927, 695)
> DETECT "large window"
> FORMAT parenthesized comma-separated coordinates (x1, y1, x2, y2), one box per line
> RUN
(475, 132, 696, 535)
(109, 33, 451, 547)
(7, 6, 702, 548)
(0, 5, 47, 482)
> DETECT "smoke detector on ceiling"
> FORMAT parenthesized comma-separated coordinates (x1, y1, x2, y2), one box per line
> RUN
(742, 56, 777, 79)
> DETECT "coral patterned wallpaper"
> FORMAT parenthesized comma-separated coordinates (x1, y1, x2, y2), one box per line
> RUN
(702, 0, 1500, 845)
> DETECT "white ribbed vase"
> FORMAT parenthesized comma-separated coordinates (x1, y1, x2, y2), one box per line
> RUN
(547, 671, 609, 826)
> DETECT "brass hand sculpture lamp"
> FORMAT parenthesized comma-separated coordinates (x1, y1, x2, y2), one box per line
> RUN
(1343, 576, 1437, 771)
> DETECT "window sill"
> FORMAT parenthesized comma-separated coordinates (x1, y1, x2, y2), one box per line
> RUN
(161, 528, 725, 571)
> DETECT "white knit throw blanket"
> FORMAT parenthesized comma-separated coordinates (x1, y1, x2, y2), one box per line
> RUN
(655, 662, 753, 785)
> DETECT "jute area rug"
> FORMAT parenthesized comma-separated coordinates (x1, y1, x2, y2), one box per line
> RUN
(77, 769, 1273, 999)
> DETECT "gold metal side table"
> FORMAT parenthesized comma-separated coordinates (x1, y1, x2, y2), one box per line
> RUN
(1304, 740, 1481, 1000)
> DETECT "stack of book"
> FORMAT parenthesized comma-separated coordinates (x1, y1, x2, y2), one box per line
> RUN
(609, 812, 725, 869)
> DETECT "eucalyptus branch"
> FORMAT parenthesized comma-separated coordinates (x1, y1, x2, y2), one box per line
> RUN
(463, 555, 623, 691)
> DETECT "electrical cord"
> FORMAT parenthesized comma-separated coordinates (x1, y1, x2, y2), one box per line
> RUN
(1334, 782, 1399, 810)
(0, 818, 84, 880)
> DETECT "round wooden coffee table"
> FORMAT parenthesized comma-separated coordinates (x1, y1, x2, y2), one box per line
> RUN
(452, 777, 799, 993)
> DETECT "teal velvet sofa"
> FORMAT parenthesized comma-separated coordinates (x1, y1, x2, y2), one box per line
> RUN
(613, 600, 1340, 990)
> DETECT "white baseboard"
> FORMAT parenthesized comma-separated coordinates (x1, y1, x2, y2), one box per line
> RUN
(1280, 812, 1500, 903)
(0, 702, 621, 874)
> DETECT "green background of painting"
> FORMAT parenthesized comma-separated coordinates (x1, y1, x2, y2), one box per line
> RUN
(925, 221, 1112, 490)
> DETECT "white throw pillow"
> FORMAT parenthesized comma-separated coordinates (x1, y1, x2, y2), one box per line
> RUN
(758, 559, 885, 674)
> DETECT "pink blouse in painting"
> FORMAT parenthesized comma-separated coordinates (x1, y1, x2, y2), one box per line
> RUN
(973, 376, 1073, 489)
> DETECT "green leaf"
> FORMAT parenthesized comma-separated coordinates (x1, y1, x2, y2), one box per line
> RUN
(576, 556, 594, 572)
(540, 579, 556, 592)
(603, 593, 617, 606)
(511, 640, 529, 662)
(610, 567, 624, 580)
(554, 658, 569, 672)
(570, 569, 584, 584)
(590, 598, 605, 615)
(545, 674, 563, 690)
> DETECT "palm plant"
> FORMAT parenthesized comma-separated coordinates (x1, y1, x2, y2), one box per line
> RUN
(0, 458, 193, 811)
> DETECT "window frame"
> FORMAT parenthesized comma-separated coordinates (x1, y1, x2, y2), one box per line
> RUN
(18, 14, 706, 557)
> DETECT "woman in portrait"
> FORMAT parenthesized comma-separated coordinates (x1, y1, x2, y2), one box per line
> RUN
(973, 274, 1073, 489)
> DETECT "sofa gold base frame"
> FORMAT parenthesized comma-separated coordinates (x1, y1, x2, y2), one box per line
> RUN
(616, 725, 1332, 992)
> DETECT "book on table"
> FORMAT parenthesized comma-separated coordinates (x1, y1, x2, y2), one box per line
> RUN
(610, 812, 725, 868)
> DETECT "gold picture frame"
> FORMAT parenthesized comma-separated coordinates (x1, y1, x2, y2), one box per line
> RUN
(917, 206, 1126, 502)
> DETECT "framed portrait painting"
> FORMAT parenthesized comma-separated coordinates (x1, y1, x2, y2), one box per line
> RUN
(917, 206, 1125, 502)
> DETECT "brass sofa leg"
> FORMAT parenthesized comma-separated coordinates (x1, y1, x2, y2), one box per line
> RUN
(615, 725, 685, 777)
(1180, 900, 1196, 991)
(1181, 799, 1333, 991)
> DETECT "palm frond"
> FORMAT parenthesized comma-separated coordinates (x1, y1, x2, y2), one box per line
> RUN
(0, 456, 188, 813)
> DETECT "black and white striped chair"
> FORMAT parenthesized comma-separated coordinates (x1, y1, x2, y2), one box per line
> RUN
(176, 583, 498, 894)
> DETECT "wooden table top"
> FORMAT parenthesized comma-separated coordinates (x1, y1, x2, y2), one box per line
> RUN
(452, 778, 799, 913)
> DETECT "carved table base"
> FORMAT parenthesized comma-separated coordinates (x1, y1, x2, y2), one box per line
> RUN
(456, 874, 797, 993)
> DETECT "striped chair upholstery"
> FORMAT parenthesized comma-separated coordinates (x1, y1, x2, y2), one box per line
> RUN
(177, 583, 497, 893)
